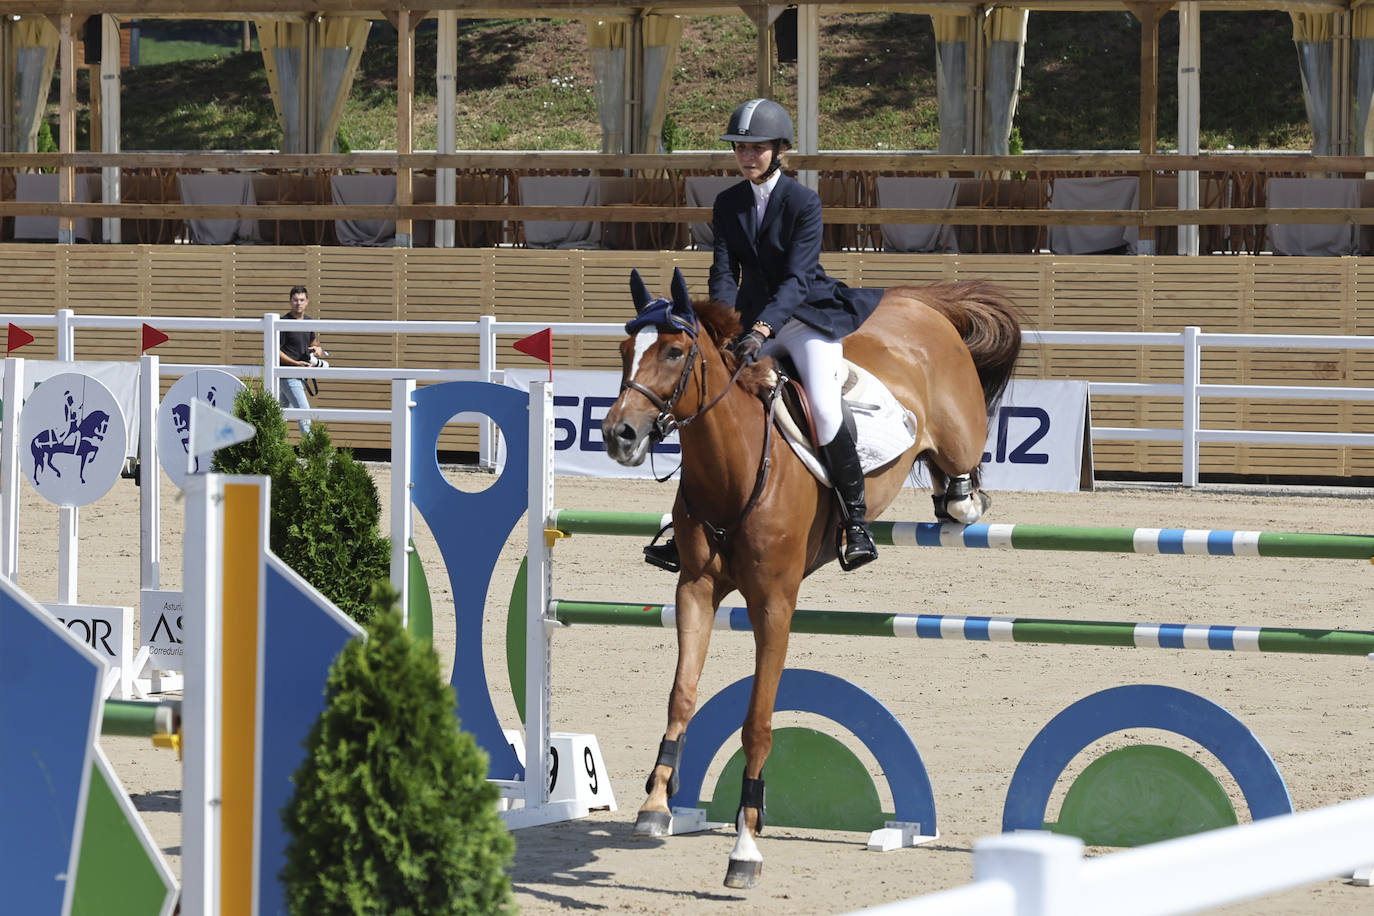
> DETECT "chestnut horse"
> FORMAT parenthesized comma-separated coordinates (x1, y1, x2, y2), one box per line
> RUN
(601, 268, 1022, 889)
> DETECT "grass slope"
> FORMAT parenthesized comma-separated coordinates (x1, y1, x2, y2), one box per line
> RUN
(67, 12, 1310, 152)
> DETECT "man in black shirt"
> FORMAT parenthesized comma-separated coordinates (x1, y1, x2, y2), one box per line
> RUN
(279, 285, 324, 435)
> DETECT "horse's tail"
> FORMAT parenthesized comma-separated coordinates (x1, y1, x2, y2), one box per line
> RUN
(921, 280, 1023, 413)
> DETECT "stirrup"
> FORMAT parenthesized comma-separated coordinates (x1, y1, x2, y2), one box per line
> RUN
(837, 522, 878, 571)
(643, 537, 680, 573)
(645, 736, 684, 798)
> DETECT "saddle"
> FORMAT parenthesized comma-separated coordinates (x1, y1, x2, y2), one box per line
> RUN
(766, 359, 918, 486)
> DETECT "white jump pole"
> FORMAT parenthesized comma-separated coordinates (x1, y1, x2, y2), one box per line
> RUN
(139, 354, 160, 592)
(389, 379, 416, 626)
(524, 380, 554, 815)
(57, 309, 77, 604)
(1, 356, 25, 580)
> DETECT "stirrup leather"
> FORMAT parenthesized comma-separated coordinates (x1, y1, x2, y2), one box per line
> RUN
(645, 735, 684, 798)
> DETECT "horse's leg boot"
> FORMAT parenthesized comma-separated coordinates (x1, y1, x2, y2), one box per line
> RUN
(633, 736, 684, 838)
(940, 474, 991, 525)
(725, 776, 767, 889)
(821, 427, 878, 570)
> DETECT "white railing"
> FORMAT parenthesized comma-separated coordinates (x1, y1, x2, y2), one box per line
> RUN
(851, 794, 1374, 915)
(13, 309, 1374, 484)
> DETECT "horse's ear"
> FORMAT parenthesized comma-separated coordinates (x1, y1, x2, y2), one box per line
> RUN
(629, 269, 650, 313)
(670, 268, 691, 313)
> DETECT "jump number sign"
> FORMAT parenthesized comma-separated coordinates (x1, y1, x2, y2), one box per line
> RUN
(546, 733, 617, 812)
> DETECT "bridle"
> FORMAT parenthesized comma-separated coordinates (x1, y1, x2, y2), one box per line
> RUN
(620, 323, 783, 547)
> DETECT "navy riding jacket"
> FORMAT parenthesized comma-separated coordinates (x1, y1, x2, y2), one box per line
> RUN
(708, 173, 881, 341)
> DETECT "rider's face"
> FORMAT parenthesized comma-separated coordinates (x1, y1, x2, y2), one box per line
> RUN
(733, 142, 776, 183)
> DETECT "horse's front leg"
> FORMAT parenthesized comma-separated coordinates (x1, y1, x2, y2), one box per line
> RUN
(633, 573, 723, 837)
(725, 599, 794, 889)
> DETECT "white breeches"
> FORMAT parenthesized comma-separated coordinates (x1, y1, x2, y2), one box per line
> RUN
(771, 319, 845, 445)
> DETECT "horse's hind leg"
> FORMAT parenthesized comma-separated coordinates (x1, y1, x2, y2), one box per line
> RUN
(634, 575, 723, 837)
(929, 464, 990, 524)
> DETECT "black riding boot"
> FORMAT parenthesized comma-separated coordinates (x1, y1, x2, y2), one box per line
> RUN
(820, 426, 878, 570)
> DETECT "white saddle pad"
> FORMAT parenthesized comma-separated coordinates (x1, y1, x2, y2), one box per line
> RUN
(771, 362, 919, 486)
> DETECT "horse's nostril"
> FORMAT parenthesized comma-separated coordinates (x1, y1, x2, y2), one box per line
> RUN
(615, 423, 636, 443)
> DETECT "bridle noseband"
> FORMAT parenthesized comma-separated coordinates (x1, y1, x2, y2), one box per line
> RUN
(619, 333, 704, 443)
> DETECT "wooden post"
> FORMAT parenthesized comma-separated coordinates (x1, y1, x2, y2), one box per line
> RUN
(394, 10, 414, 247)
(743, 2, 774, 101)
(58, 14, 76, 244)
(1127, 2, 1166, 254)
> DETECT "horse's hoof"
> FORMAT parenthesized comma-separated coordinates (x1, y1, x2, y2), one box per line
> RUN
(724, 858, 762, 889)
(632, 809, 673, 838)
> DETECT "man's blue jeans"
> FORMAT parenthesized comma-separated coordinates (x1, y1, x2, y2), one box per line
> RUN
(278, 376, 313, 435)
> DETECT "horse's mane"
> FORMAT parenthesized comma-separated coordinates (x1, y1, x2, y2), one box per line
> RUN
(692, 298, 776, 395)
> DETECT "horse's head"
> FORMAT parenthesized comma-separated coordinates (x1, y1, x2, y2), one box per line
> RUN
(83, 410, 111, 440)
(602, 269, 702, 466)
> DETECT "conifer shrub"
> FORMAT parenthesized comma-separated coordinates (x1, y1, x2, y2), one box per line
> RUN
(280, 587, 514, 915)
(213, 384, 391, 625)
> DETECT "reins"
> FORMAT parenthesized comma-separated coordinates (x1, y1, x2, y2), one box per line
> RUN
(622, 329, 783, 548)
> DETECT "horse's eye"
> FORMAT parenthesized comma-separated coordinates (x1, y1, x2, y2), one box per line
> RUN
(664, 346, 684, 362)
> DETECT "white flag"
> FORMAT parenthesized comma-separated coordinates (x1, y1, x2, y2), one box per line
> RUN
(188, 397, 255, 474)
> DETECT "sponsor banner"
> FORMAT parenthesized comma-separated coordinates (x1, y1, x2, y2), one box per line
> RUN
(977, 380, 1093, 493)
(140, 589, 185, 671)
(1, 360, 140, 457)
(504, 370, 1091, 492)
(503, 369, 680, 479)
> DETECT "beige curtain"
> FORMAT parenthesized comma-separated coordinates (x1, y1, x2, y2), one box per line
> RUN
(258, 16, 370, 153)
(983, 8, 1028, 156)
(641, 15, 683, 154)
(1291, 12, 1334, 154)
(588, 14, 683, 154)
(932, 13, 970, 154)
(12, 18, 57, 153)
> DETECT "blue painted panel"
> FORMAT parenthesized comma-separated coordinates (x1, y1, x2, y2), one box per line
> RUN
(257, 557, 364, 916)
(673, 669, 937, 833)
(1001, 683, 1292, 833)
(409, 382, 530, 781)
(0, 583, 104, 916)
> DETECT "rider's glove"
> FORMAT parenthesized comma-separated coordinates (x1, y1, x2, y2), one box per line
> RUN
(727, 329, 766, 365)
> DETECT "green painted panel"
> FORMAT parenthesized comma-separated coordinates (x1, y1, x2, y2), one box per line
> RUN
(72, 758, 174, 916)
(507, 557, 528, 723)
(407, 538, 433, 643)
(1049, 744, 1238, 847)
(704, 727, 887, 833)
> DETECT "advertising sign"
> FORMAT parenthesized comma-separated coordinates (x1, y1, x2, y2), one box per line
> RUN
(504, 370, 1092, 491)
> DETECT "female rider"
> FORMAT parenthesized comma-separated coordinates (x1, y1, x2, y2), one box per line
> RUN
(646, 98, 881, 572)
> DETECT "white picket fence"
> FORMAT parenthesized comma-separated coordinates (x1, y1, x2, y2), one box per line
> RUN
(851, 795, 1374, 915)
(11, 308, 1374, 484)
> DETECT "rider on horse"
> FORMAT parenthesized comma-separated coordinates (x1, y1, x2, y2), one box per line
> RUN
(645, 98, 882, 573)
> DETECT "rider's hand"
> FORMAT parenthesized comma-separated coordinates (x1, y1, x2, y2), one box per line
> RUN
(727, 329, 766, 364)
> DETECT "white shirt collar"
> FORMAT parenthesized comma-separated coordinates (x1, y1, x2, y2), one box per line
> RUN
(751, 172, 781, 202)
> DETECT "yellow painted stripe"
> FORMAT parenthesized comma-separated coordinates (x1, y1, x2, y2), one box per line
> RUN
(220, 482, 261, 915)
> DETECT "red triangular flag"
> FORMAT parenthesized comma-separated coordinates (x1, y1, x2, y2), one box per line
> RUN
(513, 328, 553, 382)
(141, 323, 169, 352)
(6, 323, 34, 355)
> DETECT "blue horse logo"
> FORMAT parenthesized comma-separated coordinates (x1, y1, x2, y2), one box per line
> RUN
(31, 408, 111, 484)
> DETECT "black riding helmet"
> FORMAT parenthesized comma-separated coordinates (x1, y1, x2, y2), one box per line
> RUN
(720, 98, 794, 146)
(722, 98, 794, 181)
